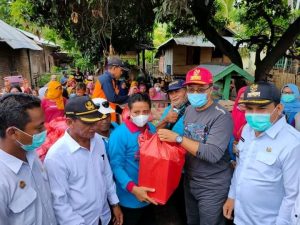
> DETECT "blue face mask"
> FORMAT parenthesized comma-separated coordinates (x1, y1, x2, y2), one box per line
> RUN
(245, 108, 277, 132)
(15, 128, 47, 151)
(187, 93, 208, 108)
(281, 94, 296, 103)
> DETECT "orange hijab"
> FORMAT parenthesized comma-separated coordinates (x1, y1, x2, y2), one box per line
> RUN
(46, 81, 64, 110)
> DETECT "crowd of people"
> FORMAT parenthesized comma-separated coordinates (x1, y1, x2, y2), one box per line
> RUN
(1, 56, 300, 225)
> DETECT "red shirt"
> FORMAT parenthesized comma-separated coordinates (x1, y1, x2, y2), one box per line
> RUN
(41, 98, 66, 123)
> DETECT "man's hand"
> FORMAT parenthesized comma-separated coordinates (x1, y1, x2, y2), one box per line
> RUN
(157, 129, 178, 143)
(132, 186, 158, 205)
(223, 198, 235, 220)
(112, 205, 123, 225)
(164, 105, 178, 123)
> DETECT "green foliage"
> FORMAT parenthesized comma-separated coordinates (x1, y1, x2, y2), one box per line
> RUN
(26, 0, 157, 64)
(153, 23, 170, 47)
(50, 66, 60, 73)
(0, 0, 11, 23)
(37, 73, 56, 87)
(10, 0, 33, 26)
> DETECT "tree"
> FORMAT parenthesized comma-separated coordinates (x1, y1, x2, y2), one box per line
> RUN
(154, 0, 300, 81)
(26, 0, 157, 64)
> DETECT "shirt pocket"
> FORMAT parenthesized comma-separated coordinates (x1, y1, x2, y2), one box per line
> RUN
(256, 151, 277, 165)
(9, 186, 37, 225)
(253, 150, 281, 181)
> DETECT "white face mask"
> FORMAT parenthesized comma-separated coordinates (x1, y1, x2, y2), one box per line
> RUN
(131, 114, 149, 127)
(155, 87, 161, 92)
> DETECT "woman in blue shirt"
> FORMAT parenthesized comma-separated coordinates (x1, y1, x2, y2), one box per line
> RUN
(108, 93, 157, 225)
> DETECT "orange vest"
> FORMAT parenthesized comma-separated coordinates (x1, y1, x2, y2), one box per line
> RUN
(92, 79, 119, 122)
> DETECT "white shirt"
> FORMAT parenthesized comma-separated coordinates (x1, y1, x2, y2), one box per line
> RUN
(229, 117, 300, 225)
(0, 149, 57, 225)
(292, 178, 300, 225)
(44, 131, 119, 225)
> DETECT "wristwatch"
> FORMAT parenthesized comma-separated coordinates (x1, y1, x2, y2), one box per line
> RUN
(176, 135, 183, 144)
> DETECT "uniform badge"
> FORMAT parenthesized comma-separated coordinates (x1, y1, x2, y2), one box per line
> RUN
(85, 100, 95, 111)
(266, 147, 272, 152)
(19, 180, 26, 189)
(247, 84, 261, 98)
(191, 69, 201, 81)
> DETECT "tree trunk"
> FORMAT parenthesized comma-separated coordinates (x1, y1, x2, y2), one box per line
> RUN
(191, 1, 244, 69)
(254, 16, 300, 81)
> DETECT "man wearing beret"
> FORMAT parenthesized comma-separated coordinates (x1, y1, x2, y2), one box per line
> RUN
(44, 96, 123, 225)
(223, 82, 300, 225)
(158, 67, 233, 225)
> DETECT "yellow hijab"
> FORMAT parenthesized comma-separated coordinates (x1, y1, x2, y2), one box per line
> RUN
(46, 81, 64, 110)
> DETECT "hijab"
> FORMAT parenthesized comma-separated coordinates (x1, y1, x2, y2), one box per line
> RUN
(231, 87, 247, 141)
(46, 81, 64, 110)
(281, 83, 300, 114)
(149, 87, 166, 100)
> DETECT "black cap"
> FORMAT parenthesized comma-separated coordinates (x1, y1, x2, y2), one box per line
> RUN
(65, 96, 105, 123)
(167, 80, 185, 92)
(240, 82, 281, 105)
(107, 57, 129, 71)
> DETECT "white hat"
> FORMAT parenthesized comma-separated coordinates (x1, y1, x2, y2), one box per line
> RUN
(92, 98, 115, 115)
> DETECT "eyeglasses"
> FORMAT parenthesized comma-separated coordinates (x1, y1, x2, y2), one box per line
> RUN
(187, 86, 211, 94)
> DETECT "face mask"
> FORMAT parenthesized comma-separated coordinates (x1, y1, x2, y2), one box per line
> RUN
(69, 93, 76, 98)
(131, 115, 149, 127)
(187, 93, 208, 108)
(14, 128, 47, 151)
(245, 108, 277, 132)
(281, 94, 296, 103)
(155, 87, 161, 92)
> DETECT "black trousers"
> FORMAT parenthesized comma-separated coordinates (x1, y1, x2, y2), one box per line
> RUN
(121, 205, 156, 225)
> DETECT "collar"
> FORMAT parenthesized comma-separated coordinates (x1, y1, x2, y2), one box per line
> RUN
(124, 119, 149, 133)
(104, 71, 114, 80)
(64, 130, 96, 153)
(0, 149, 35, 174)
(265, 116, 286, 139)
(99, 134, 108, 141)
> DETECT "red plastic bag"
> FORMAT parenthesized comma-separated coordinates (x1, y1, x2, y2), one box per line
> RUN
(37, 117, 68, 162)
(138, 130, 186, 205)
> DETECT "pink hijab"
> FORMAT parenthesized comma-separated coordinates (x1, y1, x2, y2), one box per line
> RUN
(231, 87, 247, 141)
(149, 87, 166, 100)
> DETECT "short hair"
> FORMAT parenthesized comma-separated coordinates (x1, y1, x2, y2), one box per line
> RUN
(76, 82, 86, 90)
(128, 93, 151, 110)
(0, 94, 41, 138)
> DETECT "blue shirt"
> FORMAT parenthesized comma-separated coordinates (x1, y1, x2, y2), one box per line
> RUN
(108, 122, 156, 208)
(229, 117, 300, 225)
(0, 150, 57, 225)
(98, 71, 128, 104)
(160, 105, 185, 136)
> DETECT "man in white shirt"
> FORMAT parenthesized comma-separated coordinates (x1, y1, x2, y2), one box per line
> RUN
(292, 179, 300, 225)
(45, 96, 122, 225)
(0, 93, 57, 225)
(223, 82, 300, 225)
